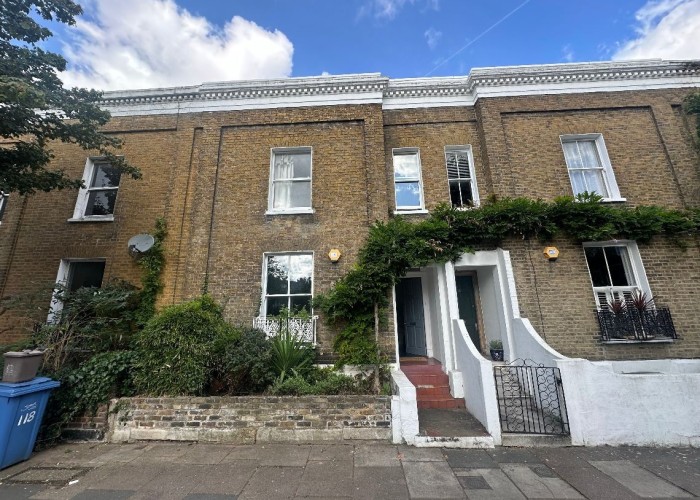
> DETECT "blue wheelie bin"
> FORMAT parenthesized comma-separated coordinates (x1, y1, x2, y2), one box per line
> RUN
(0, 377, 60, 469)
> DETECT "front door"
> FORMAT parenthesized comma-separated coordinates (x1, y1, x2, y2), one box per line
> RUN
(396, 277, 427, 356)
(456, 274, 481, 351)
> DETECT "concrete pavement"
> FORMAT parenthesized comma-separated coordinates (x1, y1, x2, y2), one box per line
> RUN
(0, 442, 698, 499)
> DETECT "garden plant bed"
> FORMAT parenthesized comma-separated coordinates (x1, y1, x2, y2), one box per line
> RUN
(107, 395, 392, 443)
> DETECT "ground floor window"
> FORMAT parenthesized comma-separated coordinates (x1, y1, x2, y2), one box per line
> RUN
(583, 242, 648, 309)
(262, 253, 313, 317)
(49, 259, 106, 321)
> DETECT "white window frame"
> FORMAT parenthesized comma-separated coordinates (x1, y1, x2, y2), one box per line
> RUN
(69, 157, 120, 222)
(560, 134, 625, 202)
(48, 258, 106, 322)
(266, 147, 314, 215)
(444, 145, 479, 209)
(582, 241, 651, 309)
(392, 148, 426, 214)
(260, 251, 315, 318)
(0, 191, 8, 223)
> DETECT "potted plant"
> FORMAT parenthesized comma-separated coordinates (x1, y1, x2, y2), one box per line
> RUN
(489, 339, 504, 361)
(629, 290, 654, 340)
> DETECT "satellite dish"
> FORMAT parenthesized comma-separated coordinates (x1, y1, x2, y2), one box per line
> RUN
(128, 234, 155, 258)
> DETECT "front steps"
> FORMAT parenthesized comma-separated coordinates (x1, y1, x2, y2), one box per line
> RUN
(401, 362, 465, 410)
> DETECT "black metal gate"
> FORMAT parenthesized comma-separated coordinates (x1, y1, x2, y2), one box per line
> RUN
(494, 359, 569, 435)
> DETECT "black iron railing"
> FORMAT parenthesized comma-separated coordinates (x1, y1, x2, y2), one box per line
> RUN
(596, 307, 678, 341)
(494, 360, 569, 436)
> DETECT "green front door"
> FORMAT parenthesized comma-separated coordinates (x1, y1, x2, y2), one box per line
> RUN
(456, 274, 481, 351)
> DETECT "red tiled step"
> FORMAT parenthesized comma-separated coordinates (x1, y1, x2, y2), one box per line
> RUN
(416, 386, 452, 398)
(417, 397, 466, 409)
(403, 373, 448, 384)
(401, 362, 465, 410)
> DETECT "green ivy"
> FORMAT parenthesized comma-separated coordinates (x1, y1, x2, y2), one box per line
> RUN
(135, 217, 167, 325)
(684, 92, 700, 144)
(315, 194, 699, 362)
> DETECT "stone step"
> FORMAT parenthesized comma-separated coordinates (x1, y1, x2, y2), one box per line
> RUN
(501, 433, 572, 447)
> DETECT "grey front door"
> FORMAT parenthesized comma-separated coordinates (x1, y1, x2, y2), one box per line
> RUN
(396, 277, 427, 356)
(456, 274, 481, 351)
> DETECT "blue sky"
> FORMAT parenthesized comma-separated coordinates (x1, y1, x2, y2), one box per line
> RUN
(46, 0, 700, 90)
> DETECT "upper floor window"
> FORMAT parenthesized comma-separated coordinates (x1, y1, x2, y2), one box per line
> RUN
(445, 146, 479, 208)
(583, 242, 649, 309)
(71, 158, 121, 221)
(268, 147, 313, 214)
(560, 134, 623, 202)
(262, 253, 313, 317)
(393, 148, 424, 212)
(0, 191, 8, 223)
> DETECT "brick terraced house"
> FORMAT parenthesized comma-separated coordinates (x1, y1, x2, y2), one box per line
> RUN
(1, 59, 699, 447)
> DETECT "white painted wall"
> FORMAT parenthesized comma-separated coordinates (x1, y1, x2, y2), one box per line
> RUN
(453, 319, 502, 445)
(390, 370, 419, 445)
(557, 358, 700, 447)
(510, 317, 566, 367)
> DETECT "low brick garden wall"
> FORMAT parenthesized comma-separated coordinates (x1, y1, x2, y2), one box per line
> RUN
(62, 404, 109, 441)
(107, 395, 392, 443)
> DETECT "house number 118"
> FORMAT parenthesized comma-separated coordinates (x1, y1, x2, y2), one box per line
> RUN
(17, 411, 36, 426)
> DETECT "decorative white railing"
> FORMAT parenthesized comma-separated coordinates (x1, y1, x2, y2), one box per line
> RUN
(252, 316, 318, 344)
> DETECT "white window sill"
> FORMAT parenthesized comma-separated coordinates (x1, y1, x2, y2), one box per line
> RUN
(601, 339, 674, 345)
(394, 209, 429, 215)
(265, 208, 315, 216)
(67, 216, 115, 223)
(600, 198, 627, 203)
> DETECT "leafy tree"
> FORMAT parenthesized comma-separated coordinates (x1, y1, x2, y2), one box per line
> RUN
(0, 0, 140, 195)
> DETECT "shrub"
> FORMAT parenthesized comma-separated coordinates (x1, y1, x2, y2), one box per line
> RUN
(133, 295, 235, 396)
(269, 374, 314, 396)
(269, 368, 360, 396)
(212, 327, 275, 394)
(270, 330, 314, 382)
(34, 280, 139, 372)
(39, 350, 136, 445)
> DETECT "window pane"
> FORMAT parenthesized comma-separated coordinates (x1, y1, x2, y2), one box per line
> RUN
(68, 261, 105, 292)
(266, 296, 287, 316)
(577, 141, 600, 168)
(289, 254, 313, 294)
(290, 295, 312, 314)
(449, 181, 462, 207)
(0, 194, 7, 221)
(274, 152, 310, 180)
(272, 182, 291, 209)
(562, 142, 582, 168)
(91, 164, 121, 188)
(85, 190, 118, 216)
(605, 247, 635, 286)
(289, 181, 311, 208)
(584, 247, 611, 287)
(393, 153, 420, 179)
(583, 169, 608, 198)
(266, 255, 289, 294)
(291, 152, 311, 178)
(569, 170, 586, 196)
(395, 182, 421, 208)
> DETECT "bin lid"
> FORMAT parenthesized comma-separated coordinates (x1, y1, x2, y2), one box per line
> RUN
(3, 350, 44, 358)
(0, 377, 60, 397)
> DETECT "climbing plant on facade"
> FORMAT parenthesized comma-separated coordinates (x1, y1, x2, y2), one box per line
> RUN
(315, 193, 700, 365)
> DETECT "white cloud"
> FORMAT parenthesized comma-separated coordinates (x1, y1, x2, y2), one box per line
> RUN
(613, 0, 700, 60)
(358, 0, 439, 20)
(60, 0, 294, 90)
(424, 27, 442, 49)
(562, 44, 574, 63)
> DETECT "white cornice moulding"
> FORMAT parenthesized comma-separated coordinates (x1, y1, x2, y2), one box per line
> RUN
(100, 60, 700, 116)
